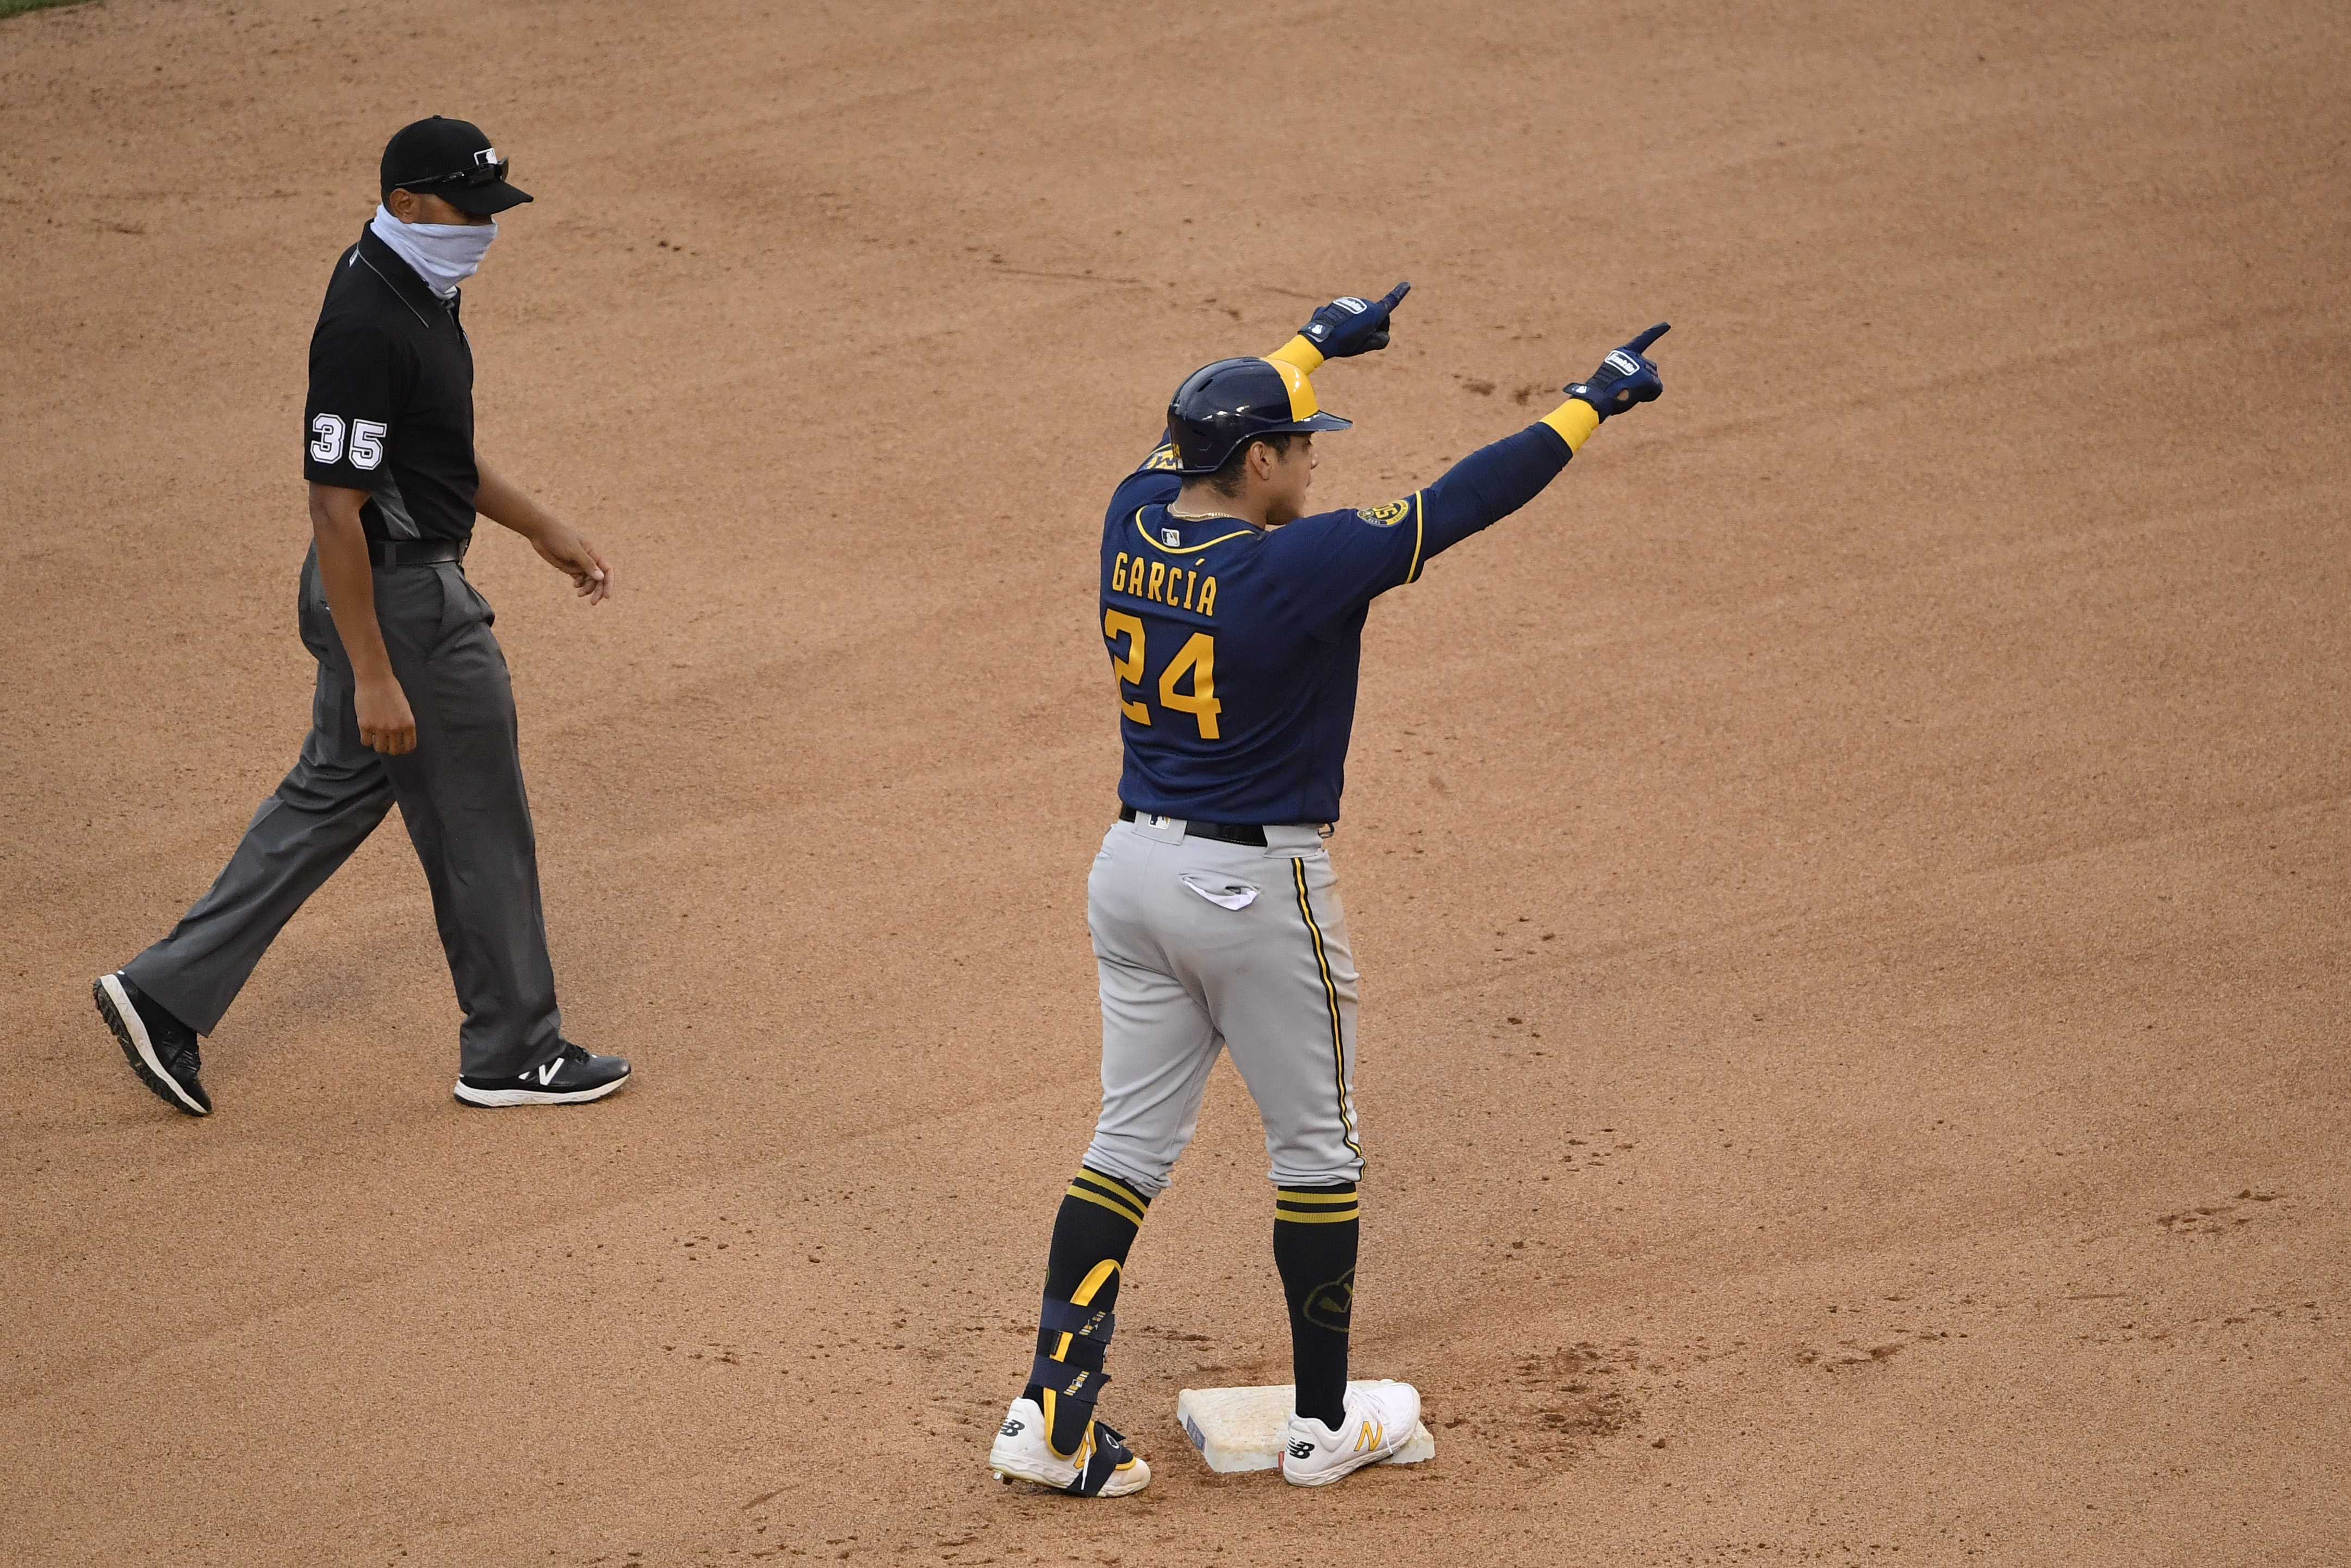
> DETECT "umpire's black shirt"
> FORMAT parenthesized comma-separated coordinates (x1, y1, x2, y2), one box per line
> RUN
(302, 225, 478, 543)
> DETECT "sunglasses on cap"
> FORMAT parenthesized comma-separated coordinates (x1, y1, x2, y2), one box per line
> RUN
(401, 150, 512, 191)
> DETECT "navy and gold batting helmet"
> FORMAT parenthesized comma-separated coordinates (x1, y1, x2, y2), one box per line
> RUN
(1165, 356, 1352, 474)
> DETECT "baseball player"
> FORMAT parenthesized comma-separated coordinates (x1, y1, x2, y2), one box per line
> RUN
(92, 116, 631, 1113)
(987, 286, 1669, 1495)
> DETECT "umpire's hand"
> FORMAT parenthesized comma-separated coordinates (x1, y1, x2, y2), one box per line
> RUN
(530, 521, 616, 606)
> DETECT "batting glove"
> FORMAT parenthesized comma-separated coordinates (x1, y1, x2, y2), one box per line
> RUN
(1299, 282, 1412, 358)
(1567, 323, 1671, 420)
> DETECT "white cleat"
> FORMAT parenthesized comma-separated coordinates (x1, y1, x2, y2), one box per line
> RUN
(1279, 1379, 1421, 1488)
(988, 1397, 1150, 1497)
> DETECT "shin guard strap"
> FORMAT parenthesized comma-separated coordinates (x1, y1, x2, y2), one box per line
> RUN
(1029, 1351, 1108, 1408)
(1039, 1298, 1116, 1342)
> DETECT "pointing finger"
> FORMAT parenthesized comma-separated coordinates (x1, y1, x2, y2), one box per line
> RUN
(1627, 321, 1671, 354)
(1378, 281, 1412, 314)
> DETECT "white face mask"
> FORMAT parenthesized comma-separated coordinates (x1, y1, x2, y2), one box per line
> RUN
(369, 203, 496, 299)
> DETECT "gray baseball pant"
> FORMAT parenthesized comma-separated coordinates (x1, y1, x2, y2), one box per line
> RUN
(122, 544, 563, 1079)
(1080, 815, 1364, 1197)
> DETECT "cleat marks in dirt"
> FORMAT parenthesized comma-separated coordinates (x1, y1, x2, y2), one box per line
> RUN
(1793, 1295, 1964, 1374)
(2156, 1188, 2290, 1237)
(1494, 1341, 1654, 1466)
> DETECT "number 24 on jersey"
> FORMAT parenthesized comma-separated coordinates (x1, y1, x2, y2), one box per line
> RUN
(1104, 610, 1221, 739)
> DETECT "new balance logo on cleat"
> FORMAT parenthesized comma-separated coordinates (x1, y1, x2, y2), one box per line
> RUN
(1280, 1381, 1420, 1488)
(1001, 1416, 1026, 1438)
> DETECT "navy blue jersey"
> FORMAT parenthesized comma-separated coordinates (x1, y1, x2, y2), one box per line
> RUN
(1101, 423, 1576, 825)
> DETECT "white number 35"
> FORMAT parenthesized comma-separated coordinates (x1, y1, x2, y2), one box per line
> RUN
(309, 414, 386, 470)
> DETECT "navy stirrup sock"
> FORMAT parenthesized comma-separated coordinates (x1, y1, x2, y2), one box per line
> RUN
(1273, 1180, 1360, 1430)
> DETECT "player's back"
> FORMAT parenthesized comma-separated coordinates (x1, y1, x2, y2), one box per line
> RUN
(1098, 451, 1426, 827)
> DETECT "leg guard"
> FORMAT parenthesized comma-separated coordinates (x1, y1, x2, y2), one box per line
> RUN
(1028, 1296, 1139, 1497)
(1025, 1172, 1150, 1451)
(1032, 1291, 1115, 1445)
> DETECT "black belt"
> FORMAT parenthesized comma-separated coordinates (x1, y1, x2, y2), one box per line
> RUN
(368, 538, 467, 568)
(1118, 805, 1267, 847)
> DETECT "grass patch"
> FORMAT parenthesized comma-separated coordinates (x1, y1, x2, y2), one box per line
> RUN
(1, 0, 97, 18)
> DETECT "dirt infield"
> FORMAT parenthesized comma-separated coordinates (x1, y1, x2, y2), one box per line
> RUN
(4, 1, 2348, 1563)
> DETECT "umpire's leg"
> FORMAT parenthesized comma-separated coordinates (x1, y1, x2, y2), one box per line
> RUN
(121, 550, 398, 1033)
(376, 561, 563, 1081)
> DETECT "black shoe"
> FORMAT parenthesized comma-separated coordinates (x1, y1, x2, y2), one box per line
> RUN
(94, 972, 211, 1116)
(454, 1039, 632, 1107)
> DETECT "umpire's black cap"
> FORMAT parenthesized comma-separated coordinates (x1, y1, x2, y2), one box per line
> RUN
(1165, 356, 1351, 474)
(380, 116, 533, 215)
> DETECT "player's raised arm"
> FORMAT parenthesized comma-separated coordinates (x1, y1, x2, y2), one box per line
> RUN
(1257, 320, 1671, 633)
(1412, 321, 1671, 557)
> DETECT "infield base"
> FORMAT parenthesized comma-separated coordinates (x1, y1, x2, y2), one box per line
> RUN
(1175, 1382, 1437, 1474)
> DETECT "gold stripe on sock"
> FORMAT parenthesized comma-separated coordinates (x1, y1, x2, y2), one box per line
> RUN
(1072, 1167, 1151, 1215)
(1065, 1183, 1146, 1226)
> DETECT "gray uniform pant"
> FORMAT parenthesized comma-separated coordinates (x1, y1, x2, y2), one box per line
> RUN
(1081, 815, 1364, 1197)
(122, 545, 562, 1079)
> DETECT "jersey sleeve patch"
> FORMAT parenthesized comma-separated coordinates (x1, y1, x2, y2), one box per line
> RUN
(1355, 499, 1412, 527)
(1142, 441, 1182, 472)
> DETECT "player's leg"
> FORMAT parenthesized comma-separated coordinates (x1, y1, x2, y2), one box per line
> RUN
(105, 551, 396, 1111)
(1001, 1159, 1159, 1493)
(1208, 835, 1419, 1483)
(992, 821, 1219, 1497)
(373, 566, 612, 1102)
(1198, 838, 1362, 1420)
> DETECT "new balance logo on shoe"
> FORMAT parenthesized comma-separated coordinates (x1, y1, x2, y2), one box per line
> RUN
(1351, 1420, 1384, 1453)
(1287, 1438, 1315, 1459)
(1001, 1417, 1026, 1437)
(452, 1042, 629, 1108)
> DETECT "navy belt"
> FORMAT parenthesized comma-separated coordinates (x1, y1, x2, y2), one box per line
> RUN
(368, 538, 467, 568)
(1118, 805, 1268, 847)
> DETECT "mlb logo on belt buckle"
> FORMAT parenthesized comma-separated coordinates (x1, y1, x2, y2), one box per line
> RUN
(1142, 813, 1176, 830)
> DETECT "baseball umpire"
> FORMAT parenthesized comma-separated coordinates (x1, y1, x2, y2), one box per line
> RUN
(92, 116, 631, 1113)
(987, 287, 1669, 1494)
